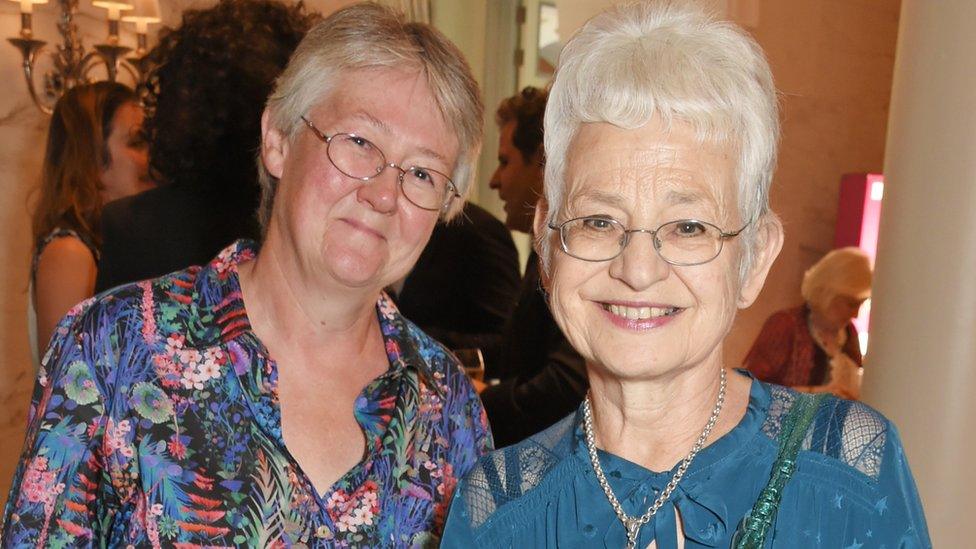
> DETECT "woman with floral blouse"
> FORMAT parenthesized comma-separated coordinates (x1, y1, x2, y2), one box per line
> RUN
(1, 4, 490, 547)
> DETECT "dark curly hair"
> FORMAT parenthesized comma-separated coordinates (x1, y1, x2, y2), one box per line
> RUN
(495, 86, 548, 161)
(143, 0, 315, 203)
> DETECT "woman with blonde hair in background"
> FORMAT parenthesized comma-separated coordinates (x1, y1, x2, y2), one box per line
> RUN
(746, 247, 872, 399)
(29, 81, 152, 365)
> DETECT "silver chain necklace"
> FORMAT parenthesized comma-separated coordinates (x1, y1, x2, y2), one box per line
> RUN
(582, 368, 727, 549)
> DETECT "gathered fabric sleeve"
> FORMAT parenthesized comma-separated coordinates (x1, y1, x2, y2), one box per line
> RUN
(744, 309, 797, 385)
(1, 302, 118, 548)
(869, 422, 931, 547)
(440, 476, 480, 548)
(774, 407, 932, 548)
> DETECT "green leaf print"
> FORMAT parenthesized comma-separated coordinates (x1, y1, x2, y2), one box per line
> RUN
(130, 382, 175, 424)
(63, 361, 99, 405)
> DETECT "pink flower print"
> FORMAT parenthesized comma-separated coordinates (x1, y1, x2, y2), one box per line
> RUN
(104, 419, 133, 458)
(212, 244, 244, 275)
(165, 333, 185, 354)
(153, 355, 181, 389)
(385, 339, 401, 359)
(180, 349, 203, 368)
(377, 295, 397, 319)
(436, 463, 455, 497)
(146, 501, 164, 549)
(139, 281, 157, 344)
(327, 481, 381, 533)
(180, 368, 199, 391)
(19, 456, 66, 547)
(198, 359, 221, 381)
(203, 347, 224, 364)
(20, 457, 57, 505)
(67, 296, 96, 317)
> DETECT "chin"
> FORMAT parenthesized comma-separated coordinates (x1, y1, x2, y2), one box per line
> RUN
(325, 250, 388, 289)
(591, 345, 675, 375)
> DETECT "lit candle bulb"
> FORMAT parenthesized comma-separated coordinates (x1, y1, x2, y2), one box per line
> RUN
(9, 0, 47, 36)
(93, 0, 132, 20)
(92, 1, 134, 43)
(121, 0, 160, 52)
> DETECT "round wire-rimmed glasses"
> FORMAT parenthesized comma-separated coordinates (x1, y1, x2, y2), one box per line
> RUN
(547, 216, 750, 266)
(300, 115, 459, 211)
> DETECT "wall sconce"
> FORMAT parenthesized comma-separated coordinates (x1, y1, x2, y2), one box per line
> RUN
(7, 0, 161, 114)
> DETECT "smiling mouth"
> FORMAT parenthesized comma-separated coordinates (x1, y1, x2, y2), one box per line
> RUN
(601, 303, 682, 320)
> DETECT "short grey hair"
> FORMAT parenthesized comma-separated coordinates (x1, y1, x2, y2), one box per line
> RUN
(257, 2, 484, 230)
(541, 0, 779, 274)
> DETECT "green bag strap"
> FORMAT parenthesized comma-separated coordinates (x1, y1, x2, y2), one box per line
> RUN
(732, 392, 827, 549)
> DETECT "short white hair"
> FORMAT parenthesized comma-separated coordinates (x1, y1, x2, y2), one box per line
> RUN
(257, 3, 484, 230)
(541, 0, 779, 274)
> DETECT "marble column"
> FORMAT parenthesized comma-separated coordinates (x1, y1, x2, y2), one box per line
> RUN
(860, 0, 976, 545)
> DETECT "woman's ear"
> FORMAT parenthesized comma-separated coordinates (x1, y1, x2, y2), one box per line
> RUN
(532, 196, 549, 247)
(261, 109, 288, 179)
(532, 197, 553, 291)
(738, 214, 784, 308)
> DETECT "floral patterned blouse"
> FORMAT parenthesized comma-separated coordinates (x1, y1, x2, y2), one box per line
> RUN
(2, 240, 493, 548)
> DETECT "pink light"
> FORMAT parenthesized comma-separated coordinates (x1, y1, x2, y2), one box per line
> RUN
(834, 173, 884, 354)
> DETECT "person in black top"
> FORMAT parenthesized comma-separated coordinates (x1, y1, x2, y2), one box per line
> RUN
(395, 201, 521, 358)
(95, 0, 314, 292)
(479, 87, 588, 447)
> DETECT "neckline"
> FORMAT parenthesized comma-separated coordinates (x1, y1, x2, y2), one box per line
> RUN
(572, 370, 770, 483)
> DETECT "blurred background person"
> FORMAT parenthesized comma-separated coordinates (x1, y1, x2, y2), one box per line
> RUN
(394, 201, 521, 359)
(94, 0, 313, 292)
(479, 86, 587, 448)
(746, 246, 871, 398)
(29, 81, 151, 366)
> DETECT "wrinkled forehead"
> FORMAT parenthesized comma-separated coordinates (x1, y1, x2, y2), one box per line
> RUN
(562, 121, 738, 218)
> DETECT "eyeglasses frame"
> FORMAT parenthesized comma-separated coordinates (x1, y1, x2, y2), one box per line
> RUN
(547, 215, 751, 266)
(300, 115, 460, 211)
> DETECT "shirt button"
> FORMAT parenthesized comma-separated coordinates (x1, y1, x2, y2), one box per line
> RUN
(315, 525, 334, 539)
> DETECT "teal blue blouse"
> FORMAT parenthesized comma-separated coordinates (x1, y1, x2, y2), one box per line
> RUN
(443, 374, 930, 548)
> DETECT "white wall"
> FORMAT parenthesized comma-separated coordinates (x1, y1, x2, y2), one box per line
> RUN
(862, 0, 976, 544)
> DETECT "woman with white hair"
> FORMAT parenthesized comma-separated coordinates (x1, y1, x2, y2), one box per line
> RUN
(747, 247, 872, 399)
(2, 4, 489, 546)
(442, 2, 928, 547)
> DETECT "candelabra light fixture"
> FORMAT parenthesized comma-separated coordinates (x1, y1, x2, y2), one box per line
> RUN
(7, 0, 161, 114)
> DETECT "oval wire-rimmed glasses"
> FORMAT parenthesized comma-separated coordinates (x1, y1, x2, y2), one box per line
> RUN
(300, 115, 459, 211)
(548, 216, 751, 266)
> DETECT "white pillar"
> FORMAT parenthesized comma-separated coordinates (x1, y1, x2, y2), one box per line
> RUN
(861, 1, 976, 546)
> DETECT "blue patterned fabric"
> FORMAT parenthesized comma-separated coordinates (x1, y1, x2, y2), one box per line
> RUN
(3, 240, 492, 548)
(443, 372, 930, 548)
